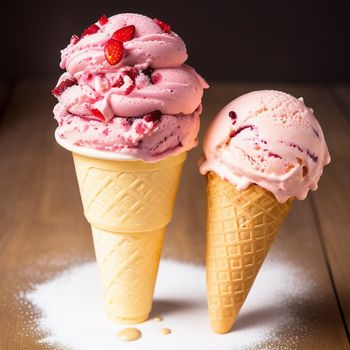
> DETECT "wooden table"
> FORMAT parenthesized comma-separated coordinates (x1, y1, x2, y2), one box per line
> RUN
(0, 81, 349, 349)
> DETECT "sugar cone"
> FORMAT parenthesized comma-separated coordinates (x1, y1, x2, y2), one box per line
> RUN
(206, 172, 292, 334)
(72, 151, 186, 323)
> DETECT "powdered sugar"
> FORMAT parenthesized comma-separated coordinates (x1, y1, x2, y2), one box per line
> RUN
(23, 258, 314, 350)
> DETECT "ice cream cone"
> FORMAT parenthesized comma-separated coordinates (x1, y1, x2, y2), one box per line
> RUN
(52, 11, 207, 327)
(206, 172, 292, 334)
(72, 151, 186, 323)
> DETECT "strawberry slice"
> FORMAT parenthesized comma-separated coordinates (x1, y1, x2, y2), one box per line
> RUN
(91, 108, 105, 121)
(154, 18, 171, 33)
(70, 34, 80, 45)
(81, 24, 100, 38)
(112, 25, 135, 42)
(104, 39, 124, 65)
(51, 78, 77, 97)
(98, 15, 109, 26)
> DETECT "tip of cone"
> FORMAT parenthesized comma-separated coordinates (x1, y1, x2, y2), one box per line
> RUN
(210, 318, 235, 334)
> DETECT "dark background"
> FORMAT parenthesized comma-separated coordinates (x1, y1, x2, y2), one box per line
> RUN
(1, 0, 350, 83)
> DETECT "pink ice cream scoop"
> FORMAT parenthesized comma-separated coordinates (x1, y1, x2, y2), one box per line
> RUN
(199, 90, 330, 202)
(52, 13, 208, 160)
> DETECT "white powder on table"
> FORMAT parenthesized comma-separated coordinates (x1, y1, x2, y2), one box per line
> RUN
(23, 258, 314, 350)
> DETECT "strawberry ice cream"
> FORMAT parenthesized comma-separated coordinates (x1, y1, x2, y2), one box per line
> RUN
(199, 90, 330, 202)
(53, 13, 208, 160)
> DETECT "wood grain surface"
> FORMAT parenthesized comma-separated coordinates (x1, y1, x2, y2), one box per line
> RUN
(310, 85, 350, 333)
(0, 81, 349, 349)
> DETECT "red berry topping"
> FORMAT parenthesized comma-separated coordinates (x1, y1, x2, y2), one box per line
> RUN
(151, 73, 161, 84)
(81, 23, 100, 38)
(113, 68, 139, 88)
(91, 108, 105, 121)
(70, 34, 80, 45)
(51, 78, 77, 97)
(229, 111, 237, 124)
(229, 111, 236, 119)
(268, 152, 282, 159)
(125, 67, 139, 81)
(306, 149, 318, 162)
(104, 39, 124, 65)
(98, 15, 109, 26)
(154, 18, 171, 33)
(135, 123, 146, 135)
(144, 110, 162, 122)
(124, 84, 135, 95)
(113, 75, 124, 87)
(230, 125, 254, 138)
(112, 25, 136, 42)
(96, 72, 105, 79)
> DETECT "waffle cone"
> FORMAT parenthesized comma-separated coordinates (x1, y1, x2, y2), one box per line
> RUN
(72, 152, 186, 323)
(206, 172, 292, 334)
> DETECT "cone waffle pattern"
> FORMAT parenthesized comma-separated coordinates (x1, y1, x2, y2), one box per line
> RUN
(206, 172, 292, 333)
(73, 153, 186, 232)
(72, 152, 186, 323)
(92, 226, 164, 323)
